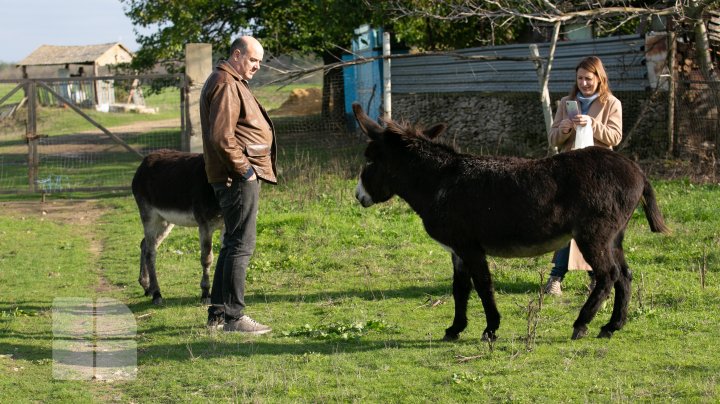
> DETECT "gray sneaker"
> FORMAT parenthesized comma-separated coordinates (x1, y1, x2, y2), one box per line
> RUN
(544, 276, 563, 296)
(224, 315, 272, 335)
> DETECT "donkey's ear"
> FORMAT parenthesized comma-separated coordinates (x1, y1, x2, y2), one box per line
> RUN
(423, 123, 447, 140)
(353, 102, 383, 141)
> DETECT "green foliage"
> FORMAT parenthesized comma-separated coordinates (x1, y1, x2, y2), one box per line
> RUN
(253, 0, 377, 57)
(121, 0, 381, 70)
(0, 307, 38, 318)
(282, 319, 393, 340)
(121, 0, 252, 71)
(390, 0, 526, 50)
(120, 0, 523, 70)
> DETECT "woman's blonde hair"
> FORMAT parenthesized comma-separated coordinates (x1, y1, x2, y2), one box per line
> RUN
(570, 56, 612, 104)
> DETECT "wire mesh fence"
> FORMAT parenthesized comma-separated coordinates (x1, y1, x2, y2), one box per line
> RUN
(0, 70, 363, 195)
(0, 75, 186, 194)
(0, 58, 717, 195)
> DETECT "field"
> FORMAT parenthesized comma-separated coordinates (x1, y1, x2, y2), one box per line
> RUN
(0, 82, 322, 193)
(0, 145, 718, 402)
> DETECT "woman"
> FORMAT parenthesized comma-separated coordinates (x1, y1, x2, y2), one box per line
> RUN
(545, 56, 623, 296)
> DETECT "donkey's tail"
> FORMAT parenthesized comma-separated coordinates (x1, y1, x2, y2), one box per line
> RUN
(641, 177, 670, 234)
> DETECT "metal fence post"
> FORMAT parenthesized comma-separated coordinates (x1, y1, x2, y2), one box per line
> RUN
(383, 31, 392, 121)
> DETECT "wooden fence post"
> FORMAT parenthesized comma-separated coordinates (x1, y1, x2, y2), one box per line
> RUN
(667, 26, 677, 156)
(185, 43, 213, 153)
(25, 80, 39, 192)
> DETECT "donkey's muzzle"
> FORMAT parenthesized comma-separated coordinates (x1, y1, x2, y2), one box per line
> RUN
(355, 181, 374, 208)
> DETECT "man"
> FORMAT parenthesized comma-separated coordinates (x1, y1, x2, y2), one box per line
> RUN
(200, 36, 277, 334)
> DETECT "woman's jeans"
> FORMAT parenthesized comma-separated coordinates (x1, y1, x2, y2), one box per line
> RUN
(209, 178, 259, 319)
(550, 244, 571, 279)
(550, 243, 593, 280)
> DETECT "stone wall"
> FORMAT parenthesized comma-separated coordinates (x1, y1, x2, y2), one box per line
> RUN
(393, 91, 668, 158)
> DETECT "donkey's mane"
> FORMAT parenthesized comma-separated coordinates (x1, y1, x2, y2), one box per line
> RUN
(384, 119, 457, 157)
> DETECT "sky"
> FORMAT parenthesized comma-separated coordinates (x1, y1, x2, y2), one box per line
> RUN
(0, 0, 150, 63)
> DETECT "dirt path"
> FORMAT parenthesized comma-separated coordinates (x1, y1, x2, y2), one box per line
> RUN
(0, 200, 114, 294)
(79, 118, 180, 135)
(1, 199, 137, 385)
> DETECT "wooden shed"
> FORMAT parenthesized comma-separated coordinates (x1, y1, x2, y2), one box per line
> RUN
(17, 43, 134, 107)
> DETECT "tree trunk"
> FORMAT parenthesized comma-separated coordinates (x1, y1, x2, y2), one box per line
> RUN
(688, 0, 716, 80)
(321, 51, 346, 124)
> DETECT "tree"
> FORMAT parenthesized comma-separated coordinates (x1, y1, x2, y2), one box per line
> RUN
(121, 0, 381, 119)
(250, 0, 380, 119)
(385, 0, 527, 50)
(121, 0, 253, 72)
(122, 0, 522, 118)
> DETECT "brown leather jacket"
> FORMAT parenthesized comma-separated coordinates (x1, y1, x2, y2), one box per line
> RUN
(200, 61, 277, 184)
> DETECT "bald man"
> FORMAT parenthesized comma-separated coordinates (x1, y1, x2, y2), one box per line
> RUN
(200, 36, 277, 334)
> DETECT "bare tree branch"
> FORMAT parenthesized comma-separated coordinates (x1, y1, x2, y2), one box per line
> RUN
(386, 1, 683, 27)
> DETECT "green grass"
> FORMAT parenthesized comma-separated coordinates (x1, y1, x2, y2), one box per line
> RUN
(0, 81, 313, 140)
(0, 85, 181, 138)
(0, 83, 25, 104)
(0, 128, 180, 192)
(0, 154, 718, 401)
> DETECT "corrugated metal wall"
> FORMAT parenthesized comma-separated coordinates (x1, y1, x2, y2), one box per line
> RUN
(392, 34, 648, 94)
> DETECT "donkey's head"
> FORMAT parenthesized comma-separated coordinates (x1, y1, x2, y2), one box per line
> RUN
(352, 102, 446, 207)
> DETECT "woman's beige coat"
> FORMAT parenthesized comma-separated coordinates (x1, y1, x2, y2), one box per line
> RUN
(549, 94, 622, 152)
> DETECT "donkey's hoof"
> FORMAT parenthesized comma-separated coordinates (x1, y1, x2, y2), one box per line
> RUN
(201, 297, 211, 305)
(481, 330, 498, 342)
(571, 327, 588, 340)
(443, 332, 459, 342)
(152, 293, 163, 305)
(597, 329, 614, 339)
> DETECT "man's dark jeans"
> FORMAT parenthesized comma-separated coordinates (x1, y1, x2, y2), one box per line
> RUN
(209, 178, 259, 320)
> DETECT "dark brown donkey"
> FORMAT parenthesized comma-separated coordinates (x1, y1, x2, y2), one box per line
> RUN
(352, 103, 669, 340)
(132, 150, 223, 305)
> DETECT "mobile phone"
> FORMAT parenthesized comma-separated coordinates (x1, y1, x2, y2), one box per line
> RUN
(566, 100, 579, 118)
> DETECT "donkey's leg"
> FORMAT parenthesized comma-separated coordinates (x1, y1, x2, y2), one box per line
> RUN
(466, 253, 500, 341)
(139, 237, 151, 292)
(444, 253, 473, 341)
(598, 232, 632, 338)
(571, 240, 617, 339)
(142, 219, 174, 305)
(137, 207, 155, 293)
(198, 223, 215, 304)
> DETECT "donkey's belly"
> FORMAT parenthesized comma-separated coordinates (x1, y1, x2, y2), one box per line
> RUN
(484, 235, 571, 258)
(155, 208, 198, 227)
